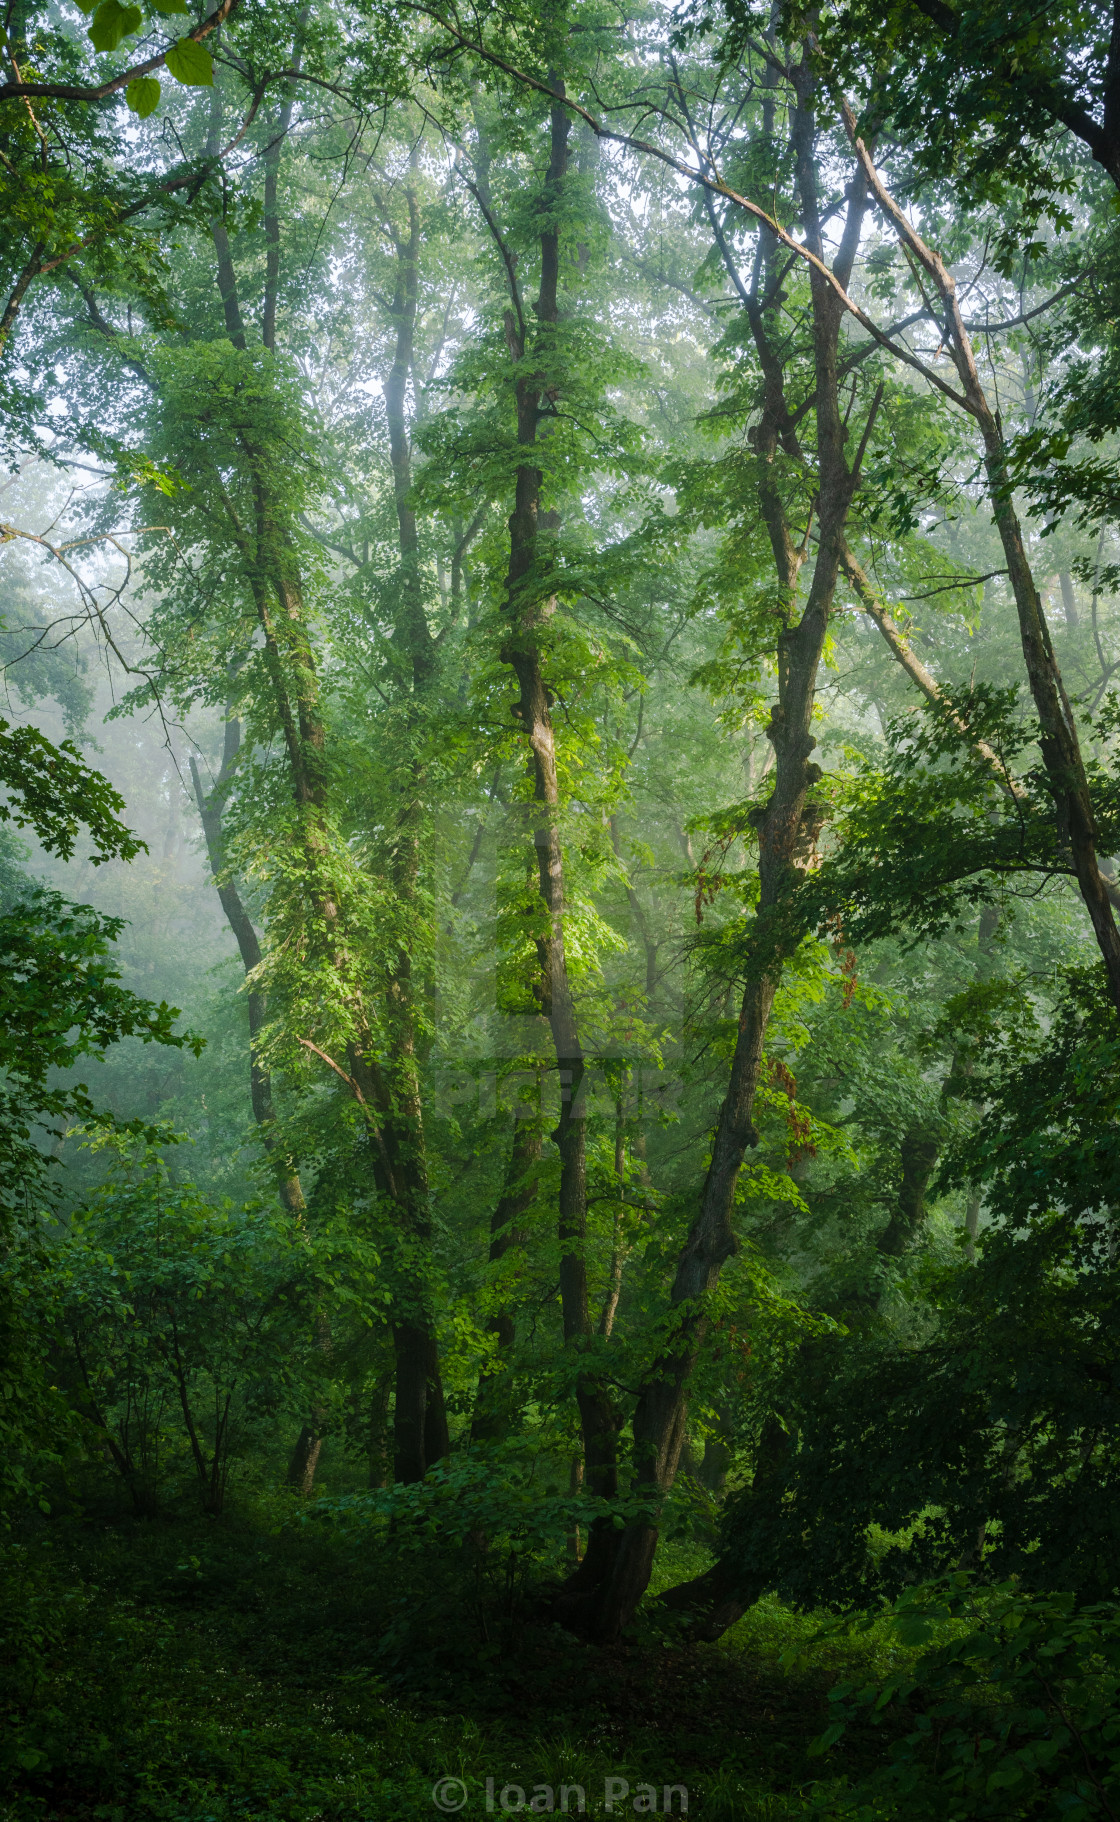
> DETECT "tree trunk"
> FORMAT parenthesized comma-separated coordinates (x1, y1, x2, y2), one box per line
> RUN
(375, 178, 450, 1479)
(489, 82, 621, 1527)
(964, 904, 999, 1261)
(846, 120, 1120, 1015)
(569, 56, 871, 1640)
(597, 1084, 629, 1342)
(878, 1128, 941, 1256)
(472, 1111, 541, 1445)
(286, 1423, 322, 1495)
(369, 1374, 392, 1487)
(201, 173, 451, 1481)
(261, 13, 306, 353)
(654, 1414, 790, 1640)
(190, 725, 305, 1217)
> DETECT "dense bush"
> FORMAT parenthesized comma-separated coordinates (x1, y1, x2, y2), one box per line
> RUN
(806, 1579, 1120, 1820)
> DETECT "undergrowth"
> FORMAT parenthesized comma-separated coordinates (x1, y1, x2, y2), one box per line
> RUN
(0, 1497, 907, 1822)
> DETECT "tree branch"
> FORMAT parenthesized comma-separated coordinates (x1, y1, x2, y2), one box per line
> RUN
(0, 0, 240, 102)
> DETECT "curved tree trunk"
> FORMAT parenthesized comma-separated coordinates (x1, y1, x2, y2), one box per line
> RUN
(845, 115, 1120, 1016)
(190, 723, 305, 1217)
(568, 53, 873, 1641)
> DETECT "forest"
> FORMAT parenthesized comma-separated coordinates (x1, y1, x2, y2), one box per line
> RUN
(2, 0, 1120, 1813)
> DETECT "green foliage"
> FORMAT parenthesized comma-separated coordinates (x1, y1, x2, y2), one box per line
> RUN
(763, 686, 1118, 969)
(126, 76, 162, 116)
(942, 964, 1120, 1225)
(807, 1579, 1120, 1820)
(0, 717, 143, 865)
(708, 963, 1120, 1615)
(163, 35, 212, 85)
(87, 2, 143, 54)
(807, 0, 1093, 220)
(2, 1, 1120, 1814)
(0, 889, 200, 1223)
(39, 1134, 326, 1513)
(1011, 224, 1120, 542)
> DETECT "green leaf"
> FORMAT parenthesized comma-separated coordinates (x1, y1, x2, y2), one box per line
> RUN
(893, 1613, 937, 1647)
(0, 719, 144, 865)
(126, 76, 161, 116)
(164, 35, 212, 84)
(149, 0, 190, 11)
(986, 1762, 1026, 1792)
(88, 0, 143, 50)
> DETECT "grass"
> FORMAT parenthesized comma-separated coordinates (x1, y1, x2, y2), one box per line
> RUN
(0, 1496, 914, 1822)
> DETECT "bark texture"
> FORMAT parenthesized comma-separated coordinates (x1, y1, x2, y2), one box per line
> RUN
(570, 52, 874, 1640)
(481, 80, 622, 1534)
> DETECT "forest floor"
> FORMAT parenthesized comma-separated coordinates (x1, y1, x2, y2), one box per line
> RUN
(1, 1499, 909, 1822)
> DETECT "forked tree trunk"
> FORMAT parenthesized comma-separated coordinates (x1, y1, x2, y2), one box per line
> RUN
(567, 55, 872, 1640)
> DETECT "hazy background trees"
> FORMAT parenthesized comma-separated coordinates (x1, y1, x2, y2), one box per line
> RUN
(2, 0, 1120, 1809)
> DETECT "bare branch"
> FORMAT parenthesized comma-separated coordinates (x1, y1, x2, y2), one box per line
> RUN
(408, 7, 974, 412)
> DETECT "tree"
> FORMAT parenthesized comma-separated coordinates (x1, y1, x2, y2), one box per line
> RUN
(0, 716, 200, 1228)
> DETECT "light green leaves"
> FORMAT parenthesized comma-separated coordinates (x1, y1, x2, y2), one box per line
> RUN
(88, 0, 143, 52)
(164, 35, 212, 84)
(126, 75, 161, 116)
(121, 452, 187, 495)
(79, 0, 210, 106)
